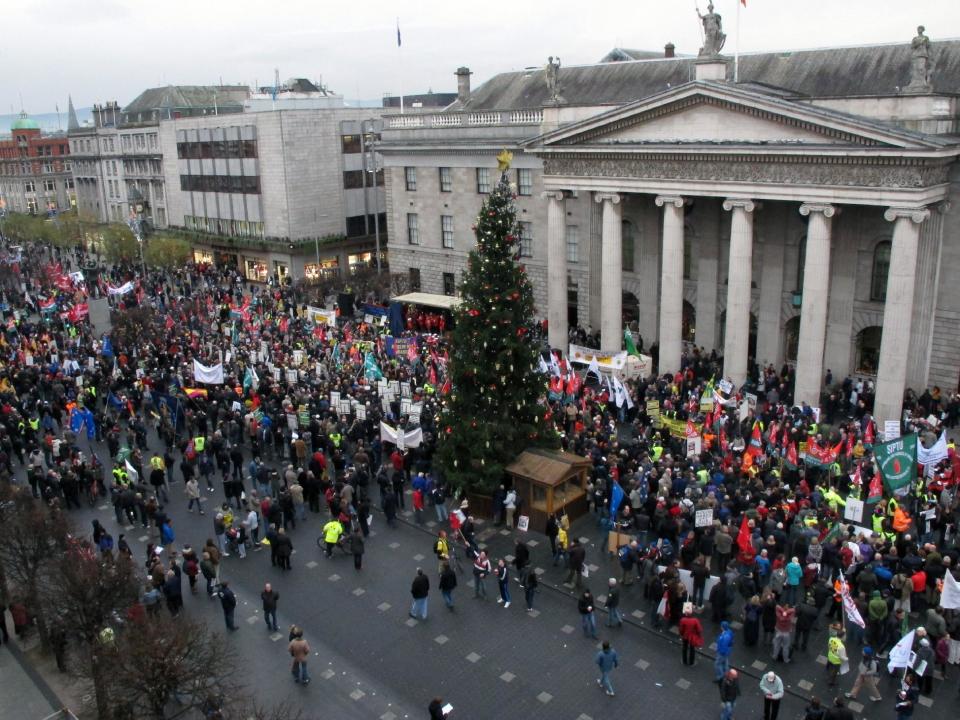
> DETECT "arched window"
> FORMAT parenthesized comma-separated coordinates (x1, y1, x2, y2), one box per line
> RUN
(871, 241, 891, 302)
(796, 235, 807, 292)
(621, 220, 635, 272)
(784, 316, 801, 363)
(856, 326, 883, 375)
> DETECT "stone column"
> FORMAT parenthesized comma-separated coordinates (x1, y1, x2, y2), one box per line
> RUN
(906, 203, 947, 390)
(695, 199, 721, 354)
(595, 193, 622, 353)
(721, 199, 757, 386)
(588, 195, 603, 332)
(874, 207, 930, 429)
(656, 195, 686, 375)
(793, 203, 838, 407)
(543, 190, 567, 350)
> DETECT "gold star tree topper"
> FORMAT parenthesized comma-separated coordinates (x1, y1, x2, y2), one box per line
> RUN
(496, 149, 514, 172)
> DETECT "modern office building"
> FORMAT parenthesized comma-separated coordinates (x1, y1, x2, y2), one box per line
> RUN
(0, 111, 74, 215)
(68, 86, 249, 229)
(378, 28, 960, 430)
(158, 80, 386, 283)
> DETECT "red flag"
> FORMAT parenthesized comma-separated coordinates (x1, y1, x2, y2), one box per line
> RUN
(407, 340, 418, 362)
(864, 420, 875, 445)
(747, 422, 763, 457)
(851, 462, 862, 487)
(685, 419, 699, 438)
(736, 515, 752, 553)
(844, 433, 854, 457)
(440, 378, 451, 396)
(720, 426, 729, 453)
(867, 471, 883, 502)
(428, 364, 437, 387)
(785, 441, 799, 468)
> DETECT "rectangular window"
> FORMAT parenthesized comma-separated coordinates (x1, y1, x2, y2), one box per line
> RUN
(565, 224, 579, 263)
(517, 168, 533, 196)
(404, 167, 417, 191)
(441, 215, 454, 249)
(519, 221, 533, 258)
(476, 167, 491, 194)
(409, 268, 421, 292)
(443, 272, 456, 296)
(407, 213, 420, 245)
(439, 167, 452, 193)
(343, 170, 364, 189)
(341, 135, 361, 154)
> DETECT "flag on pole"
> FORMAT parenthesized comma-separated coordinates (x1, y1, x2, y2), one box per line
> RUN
(623, 327, 641, 357)
(585, 356, 601, 382)
(866, 470, 883, 503)
(840, 577, 865, 628)
(364, 352, 384, 381)
(887, 629, 916, 673)
(747, 421, 764, 458)
(610, 481, 625, 517)
(940, 571, 960, 610)
(396, 18, 401, 47)
(124, 459, 139, 483)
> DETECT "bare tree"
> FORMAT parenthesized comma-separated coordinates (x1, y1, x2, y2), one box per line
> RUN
(39, 539, 140, 720)
(108, 615, 242, 720)
(0, 486, 69, 649)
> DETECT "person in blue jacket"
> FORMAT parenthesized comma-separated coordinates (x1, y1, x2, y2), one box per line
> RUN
(715, 620, 735, 681)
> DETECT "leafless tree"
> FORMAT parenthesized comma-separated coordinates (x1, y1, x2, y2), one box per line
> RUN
(38, 538, 140, 720)
(0, 486, 70, 649)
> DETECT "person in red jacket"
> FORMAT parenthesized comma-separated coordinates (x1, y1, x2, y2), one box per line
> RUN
(679, 601, 704, 666)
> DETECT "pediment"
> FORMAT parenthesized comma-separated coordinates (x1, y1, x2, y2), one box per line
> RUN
(530, 82, 940, 151)
(590, 100, 848, 145)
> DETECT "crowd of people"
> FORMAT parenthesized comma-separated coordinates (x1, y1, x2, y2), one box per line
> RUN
(0, 238, 958, 720)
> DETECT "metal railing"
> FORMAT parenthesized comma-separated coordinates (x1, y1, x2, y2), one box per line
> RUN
(385, 109, 543, 130)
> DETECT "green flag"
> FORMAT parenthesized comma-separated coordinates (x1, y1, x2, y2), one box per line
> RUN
(874, 434, 917, 496)
(624, 327, 640, 357)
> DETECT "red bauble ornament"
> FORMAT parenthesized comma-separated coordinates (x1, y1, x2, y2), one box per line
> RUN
(510, 291, 520, 300)
(445, 426, 452, 434)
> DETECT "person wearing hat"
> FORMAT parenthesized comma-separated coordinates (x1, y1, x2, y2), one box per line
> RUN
(758, 671, 784, 720)
(844, 646, 882, 703)
(678, 601, 703, 666)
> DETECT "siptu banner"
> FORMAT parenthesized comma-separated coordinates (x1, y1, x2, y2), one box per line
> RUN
(874, 433, 917, 496)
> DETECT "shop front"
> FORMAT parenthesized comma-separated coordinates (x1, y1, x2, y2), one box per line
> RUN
(244, 257, 269, 283)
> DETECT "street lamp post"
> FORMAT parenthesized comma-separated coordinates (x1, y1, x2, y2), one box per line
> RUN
(362, 119, 382, 275)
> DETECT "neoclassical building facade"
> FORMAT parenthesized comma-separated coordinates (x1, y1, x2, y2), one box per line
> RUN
(379, 35, 960, 430)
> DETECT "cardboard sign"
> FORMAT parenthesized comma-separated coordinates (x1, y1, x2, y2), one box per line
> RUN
(388, 380, 401, 395)
(330, 391, 341, 407)
(400, 399, 412, 415)
(293, 349, 304, 366)
(401, 381, 412, 399)
(381, 397, 391, 414)
(285, 369, 298, 383)
(364, 314, 374, 324)
(409, 411, 421, 426)
(517, 515, 529, 532)
(844, 498, 865, 523)
(88, 356, 95, 369)
(718, 379, 734, 394)
(695, 509, 713, 528)
(339, 400, 352, 416)
(271, 367, 281, 382)
(884, 420, 901, 441)
(686, 436, 702, 458)
(356, 405, 366, 420)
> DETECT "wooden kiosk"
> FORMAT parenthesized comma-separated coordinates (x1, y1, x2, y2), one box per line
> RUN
(505, 448, 591, 533)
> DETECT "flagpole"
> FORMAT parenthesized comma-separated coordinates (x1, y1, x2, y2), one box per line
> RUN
(734, 0, 741, 83)
(397, 17, 404, 115)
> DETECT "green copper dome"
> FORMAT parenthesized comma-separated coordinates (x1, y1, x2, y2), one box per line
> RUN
(11, 112, 39, 130)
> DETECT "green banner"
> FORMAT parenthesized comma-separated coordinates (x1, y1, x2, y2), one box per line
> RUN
(874, 434, 917, 496)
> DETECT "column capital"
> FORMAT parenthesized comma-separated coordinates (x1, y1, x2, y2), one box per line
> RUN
(594, 193, 621, 205)
(799, 203, 838, 218)
(722, 198, 757, 213)
(884, 207, 930, 224)
(655, 195, 686, 209)
(936, 201, 952, 215)
(541, 190, 566, 202)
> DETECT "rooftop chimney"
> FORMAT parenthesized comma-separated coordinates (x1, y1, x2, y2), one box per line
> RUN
(455, 67, 472, 104)
(664, 43, 675, 59)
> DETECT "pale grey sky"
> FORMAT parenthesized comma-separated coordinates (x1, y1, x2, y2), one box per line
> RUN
(4, 0, 958, 113)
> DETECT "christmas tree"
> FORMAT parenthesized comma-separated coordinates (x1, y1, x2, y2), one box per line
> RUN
(436, 152, 556, 494)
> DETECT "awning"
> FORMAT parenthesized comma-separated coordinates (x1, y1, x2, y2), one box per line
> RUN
(391, 292, 462, 311)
